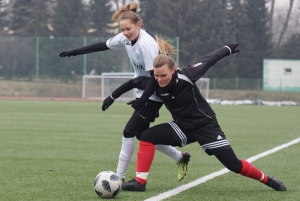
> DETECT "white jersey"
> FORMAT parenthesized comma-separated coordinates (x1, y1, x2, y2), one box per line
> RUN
(106, 30, 161, 102)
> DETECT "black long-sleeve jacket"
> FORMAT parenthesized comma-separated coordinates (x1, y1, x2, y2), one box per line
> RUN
(112, 46, 231, 130)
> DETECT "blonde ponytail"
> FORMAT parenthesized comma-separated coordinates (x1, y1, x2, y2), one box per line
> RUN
(112, 2, 142, 25)
(153, 35, 177, 70)
(155, 35, 176, 57)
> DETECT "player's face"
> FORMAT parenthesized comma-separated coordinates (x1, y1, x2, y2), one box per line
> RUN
(119, 19, 141, 41)
(154, 64, 176, 87)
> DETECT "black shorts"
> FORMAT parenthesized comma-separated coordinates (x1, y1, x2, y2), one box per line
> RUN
(132, 99, 163, 123)
(123, 99, 163, 139)
(140, 118, 232, 155)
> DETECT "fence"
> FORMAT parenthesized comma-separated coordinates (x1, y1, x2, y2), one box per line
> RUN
(0, 36, 177, 98)
(1, 37, 300, 102)
(0, 36, 131, 80)
(1, 77, 300, 102)
(0, 36, 179, 80)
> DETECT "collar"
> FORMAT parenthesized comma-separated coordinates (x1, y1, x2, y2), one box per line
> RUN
(130, 29, 144, 46)
(162, 72, 178, 91)
(131, 39, 138, 46)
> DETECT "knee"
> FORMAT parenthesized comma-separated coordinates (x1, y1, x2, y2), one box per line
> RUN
(139, 129, 153, 143)
(123, 128, 136, 138)
(123, 128, 144, 140)
(226, 160, 242, 173)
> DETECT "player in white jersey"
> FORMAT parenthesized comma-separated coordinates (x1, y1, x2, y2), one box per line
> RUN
(59, 2, 190, 182)
(105, 28, 161, 102)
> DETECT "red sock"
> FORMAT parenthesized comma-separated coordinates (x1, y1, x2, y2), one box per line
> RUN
(135, 140, 155, 185)
(239, 160, 268, 183)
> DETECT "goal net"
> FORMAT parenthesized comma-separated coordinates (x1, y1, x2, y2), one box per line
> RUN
(82, 73, 209, 101)
(82, 73, 135, 101)
(196, 78, 210, 99)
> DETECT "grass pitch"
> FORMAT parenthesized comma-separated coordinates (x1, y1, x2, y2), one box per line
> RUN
(0, 100, 299, 201)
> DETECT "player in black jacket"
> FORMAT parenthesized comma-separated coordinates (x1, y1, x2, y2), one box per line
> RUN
(105, 41, 287, 192)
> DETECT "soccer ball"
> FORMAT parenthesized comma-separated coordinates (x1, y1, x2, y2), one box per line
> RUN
(93, 171, 121, 199)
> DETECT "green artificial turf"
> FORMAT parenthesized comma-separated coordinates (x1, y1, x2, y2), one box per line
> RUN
(0, 100, 299, 201)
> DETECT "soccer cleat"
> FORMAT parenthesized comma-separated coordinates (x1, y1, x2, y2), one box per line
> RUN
(121, 178, 146, 192)
(176, 152, 191, 181)
(265, 176, 287, 191)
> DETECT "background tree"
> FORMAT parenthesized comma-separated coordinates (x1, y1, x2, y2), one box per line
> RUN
(268, 0, 275, 33)
(193, 0, 237, 78)
(0, 0, 9, 36)
(0, 0, 50, 80)
(9, 0, 50, 36)
(52, 0, 88, 37)
(277, 33, 300, 59)
(84, 0, 129, 75)
(88, 0, 115, 37)
(140, 0, 235, 77)
(232, 0, 272, 78)
(48, 0, 89, 82)
(0, 0, 299, 82)
(275, 0, 295, 48)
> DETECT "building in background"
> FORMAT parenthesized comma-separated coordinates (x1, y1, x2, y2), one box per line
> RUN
(263, 59, 300, 92)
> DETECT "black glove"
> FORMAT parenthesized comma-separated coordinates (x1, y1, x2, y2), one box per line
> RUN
(59, 49, 78, 57)
(127, 98, 147, 110)
(225, 44, 240, 55)
(102, 96, 115, 111)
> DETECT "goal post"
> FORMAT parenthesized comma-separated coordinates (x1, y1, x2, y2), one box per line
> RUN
(82, 73, 135, 101)
(196, 78, 210, 99)
(82, 72, 209, 100)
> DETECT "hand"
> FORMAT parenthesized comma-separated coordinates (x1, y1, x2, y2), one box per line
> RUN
(127, 98, 147, 110)
(59, 49, 78, 57)
(225, 44, 240, 55)
(102, 96, 114, 111)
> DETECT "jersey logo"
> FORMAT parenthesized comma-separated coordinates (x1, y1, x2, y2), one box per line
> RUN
(135, 53, 140, 60)
(217, 135, 223, 140)
(126, 41, 131, 46)
(192, 62, 202, 68)
(160, 93, 169, 96)
(139, 114, 146, 119)
(132, 62, 144, 69)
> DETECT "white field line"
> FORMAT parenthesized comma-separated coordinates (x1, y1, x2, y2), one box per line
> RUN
(145, 137, 300, 201)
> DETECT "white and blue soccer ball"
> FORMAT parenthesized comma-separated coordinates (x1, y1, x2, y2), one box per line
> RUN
(93, 171, 121, 199)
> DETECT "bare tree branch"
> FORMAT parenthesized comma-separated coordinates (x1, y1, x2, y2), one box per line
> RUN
(269, 0, 275, 32)
(276, 0, 295, 48)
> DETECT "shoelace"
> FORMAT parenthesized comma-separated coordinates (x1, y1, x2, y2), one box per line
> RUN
(127, 177, 136, 183)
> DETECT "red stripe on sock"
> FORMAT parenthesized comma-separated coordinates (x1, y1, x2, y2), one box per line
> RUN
(135, 140, 155, 183)
(239, 160, 268, 183)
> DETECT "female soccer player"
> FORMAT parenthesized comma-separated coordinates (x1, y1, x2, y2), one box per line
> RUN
(110, 40, 286, 192)
(59, 2, 190, 182)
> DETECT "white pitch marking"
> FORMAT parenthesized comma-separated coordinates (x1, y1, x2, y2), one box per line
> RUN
(145, 137, 300, 201)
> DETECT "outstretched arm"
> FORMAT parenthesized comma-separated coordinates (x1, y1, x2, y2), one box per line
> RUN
(181, 44, 239, 81)
(102, 76, 150, 111)
(128, 44, 239, 110)
(59, 42, 109, 57)
(127, 71, 158, 110)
